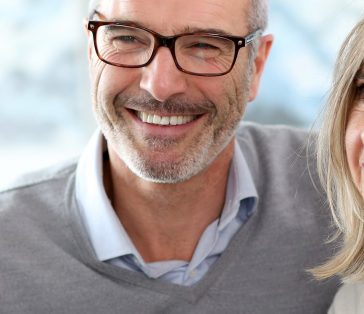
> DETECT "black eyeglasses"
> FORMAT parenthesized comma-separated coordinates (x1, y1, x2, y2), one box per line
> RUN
(88, 21, 262, 77)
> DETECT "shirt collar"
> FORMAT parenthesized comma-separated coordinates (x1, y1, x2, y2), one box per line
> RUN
(75, 130, 258, 262)
(218, 140, 258, 230)
(75, 129, 141, 261)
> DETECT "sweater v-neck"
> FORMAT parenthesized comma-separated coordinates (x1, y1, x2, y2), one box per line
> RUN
(65, 173, 258, 303)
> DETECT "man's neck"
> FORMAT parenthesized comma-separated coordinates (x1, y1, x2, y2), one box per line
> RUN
(103, 141, 234, 263)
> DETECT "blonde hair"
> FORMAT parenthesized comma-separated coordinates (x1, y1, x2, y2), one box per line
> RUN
(312, 18, 364, 282)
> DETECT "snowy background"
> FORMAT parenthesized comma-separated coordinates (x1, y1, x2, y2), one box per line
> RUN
(1, 0, 363, 185)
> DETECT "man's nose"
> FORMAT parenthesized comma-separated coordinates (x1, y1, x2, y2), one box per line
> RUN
(139, 47, 188, 102)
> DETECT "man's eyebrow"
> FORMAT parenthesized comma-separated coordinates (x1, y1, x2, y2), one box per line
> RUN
(89, 9, 106, 20)
(87, 15, 233, 36)
(178, 26, 233, 36)
(94, 19, 152, 30)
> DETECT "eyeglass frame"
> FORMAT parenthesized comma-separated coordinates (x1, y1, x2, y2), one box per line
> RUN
(87, 20, 263, 77)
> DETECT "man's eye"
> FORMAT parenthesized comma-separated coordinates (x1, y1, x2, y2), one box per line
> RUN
(111, 35, 149, 50)
(115, 36, 138, 43)
(190, 43, 219, 50)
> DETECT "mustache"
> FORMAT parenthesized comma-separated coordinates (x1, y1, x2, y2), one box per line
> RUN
(114, 93, 215, 115)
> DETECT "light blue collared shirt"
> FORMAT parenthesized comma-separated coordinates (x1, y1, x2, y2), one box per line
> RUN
(75, 130, 258, 286)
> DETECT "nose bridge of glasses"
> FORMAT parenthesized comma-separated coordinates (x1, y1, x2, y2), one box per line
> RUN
(149, 34, 179, 69)
(154, 34, 176, 51)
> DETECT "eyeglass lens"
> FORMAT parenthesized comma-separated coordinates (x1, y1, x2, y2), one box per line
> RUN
(96, 25, 236, 75)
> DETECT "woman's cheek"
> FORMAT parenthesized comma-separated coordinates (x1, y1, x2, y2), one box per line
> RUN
(345, 110, 364, 193)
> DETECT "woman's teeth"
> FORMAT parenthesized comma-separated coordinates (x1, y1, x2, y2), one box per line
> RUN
(136, 111, 196, 126)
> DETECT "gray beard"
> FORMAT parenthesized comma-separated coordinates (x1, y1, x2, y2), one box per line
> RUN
(96, 68, 252, 184)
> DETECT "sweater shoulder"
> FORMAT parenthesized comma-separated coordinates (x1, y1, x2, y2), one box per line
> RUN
(235, 122, 316, 171)
(235, 122, 325, 217)
(0, 158, 77, 195)
(236, 122, 312, 150)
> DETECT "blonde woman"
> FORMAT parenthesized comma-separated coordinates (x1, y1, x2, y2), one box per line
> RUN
(313, 18, 364, 313)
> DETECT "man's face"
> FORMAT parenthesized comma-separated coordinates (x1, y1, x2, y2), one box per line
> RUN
(87, 0, 271, 183)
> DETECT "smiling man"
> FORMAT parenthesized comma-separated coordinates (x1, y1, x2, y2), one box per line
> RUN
(0, 0, 339, 313)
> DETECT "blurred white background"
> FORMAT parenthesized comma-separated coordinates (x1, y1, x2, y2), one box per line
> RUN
(0, 0, 363, 186)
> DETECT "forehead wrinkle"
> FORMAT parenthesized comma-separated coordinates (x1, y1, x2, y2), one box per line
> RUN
(186, 1, 249, 31)
(99, 0, 249, 32)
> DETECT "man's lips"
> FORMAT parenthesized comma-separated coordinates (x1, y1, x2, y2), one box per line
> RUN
(123, 108, 208, 139)
(136, 111, 198, 126)
(129, 109, 202, 126)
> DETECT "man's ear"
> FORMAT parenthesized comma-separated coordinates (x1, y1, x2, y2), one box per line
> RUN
(248, 34, 273, 102)
(83, 18, 93, 61)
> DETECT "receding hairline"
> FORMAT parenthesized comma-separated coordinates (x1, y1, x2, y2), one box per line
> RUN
(87, 0, 268, 31)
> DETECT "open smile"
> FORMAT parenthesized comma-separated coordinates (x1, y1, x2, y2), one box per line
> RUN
(133, 110, 200, 126)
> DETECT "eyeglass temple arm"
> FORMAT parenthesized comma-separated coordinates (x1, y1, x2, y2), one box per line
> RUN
(245, 29, 263, 46)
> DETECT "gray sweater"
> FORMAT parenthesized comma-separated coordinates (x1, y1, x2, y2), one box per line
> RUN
(0, 123, 339, 313)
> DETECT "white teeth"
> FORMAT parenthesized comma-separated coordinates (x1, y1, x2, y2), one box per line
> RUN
(147, 115, 154, 123)
(161, 116, 169, 125)
(183, 116, 191, 124)
(136, 111, 196, 126)
(153, 115, 161, 124)
(170, 116, 178, 126)
(142, 112, 148, 121)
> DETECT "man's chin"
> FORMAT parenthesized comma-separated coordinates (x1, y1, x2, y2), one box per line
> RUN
(125, 158, 201, 184)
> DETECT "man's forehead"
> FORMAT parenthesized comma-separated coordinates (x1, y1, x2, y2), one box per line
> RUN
(96, 0, 250, 34)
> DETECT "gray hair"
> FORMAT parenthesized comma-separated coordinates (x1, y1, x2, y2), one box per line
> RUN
(248, 0, 269, 60)
(250, 0, 268, 31)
